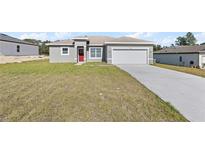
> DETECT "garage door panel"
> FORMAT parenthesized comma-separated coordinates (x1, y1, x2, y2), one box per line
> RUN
(112, 49, 147, 64)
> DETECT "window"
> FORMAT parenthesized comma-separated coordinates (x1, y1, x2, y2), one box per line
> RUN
(89, 47, 102, 59)
(17, 45, 20, 52)
(90, 48, 95, 57)
(179, 56, 182, 62)
(61, 47, 69, 55)
(96, 48, 102, 57)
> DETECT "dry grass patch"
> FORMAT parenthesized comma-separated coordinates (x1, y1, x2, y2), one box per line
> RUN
(0, 60, 187, 121)
(154, 63, 205, 78)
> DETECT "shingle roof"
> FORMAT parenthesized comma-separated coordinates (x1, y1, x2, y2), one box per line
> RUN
(47, 35, 154, 46)
(46, 39, 74, 46)
(72, 35, 115, 45)
(107, 37, 153, 43)
(87, 36, 114, 44)
(155, 45, 205, 54)
(0, 33, 37, 46)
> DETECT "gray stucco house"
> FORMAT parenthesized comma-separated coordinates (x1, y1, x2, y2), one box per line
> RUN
(47, 36, 154, 64)
(0, 33, 39, 56)
(154, 45, 205, 68)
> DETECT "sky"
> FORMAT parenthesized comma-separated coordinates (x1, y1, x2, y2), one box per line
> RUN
(2, 32, 205, 46)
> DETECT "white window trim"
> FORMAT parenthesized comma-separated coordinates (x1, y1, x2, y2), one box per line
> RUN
(61, 47, 69, 55)
(89, 47, 103, 59)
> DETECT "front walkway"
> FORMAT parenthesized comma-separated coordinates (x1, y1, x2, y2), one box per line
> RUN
(117, 64, 205, 121)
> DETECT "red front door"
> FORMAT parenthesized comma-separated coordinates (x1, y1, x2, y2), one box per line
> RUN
(78, 48, 84, 62)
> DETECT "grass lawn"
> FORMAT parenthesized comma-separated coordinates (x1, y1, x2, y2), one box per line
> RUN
(0, 60, 187, 122)
(154, 63, 205, 78)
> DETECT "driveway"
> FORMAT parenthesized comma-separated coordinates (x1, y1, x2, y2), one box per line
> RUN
(117, 64, 205, 122)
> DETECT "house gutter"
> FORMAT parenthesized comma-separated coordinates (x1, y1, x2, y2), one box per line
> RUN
(104, 42, 155, 45)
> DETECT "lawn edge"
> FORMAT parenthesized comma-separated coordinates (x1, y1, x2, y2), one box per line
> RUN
(153, 63, 205, 78)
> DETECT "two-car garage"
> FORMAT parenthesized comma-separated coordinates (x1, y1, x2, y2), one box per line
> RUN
(112, 48, 149, 64)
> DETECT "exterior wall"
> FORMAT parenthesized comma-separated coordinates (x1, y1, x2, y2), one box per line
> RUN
(154, 53, 199, 67)
(105, 44, 153, 64)
(49, 46, 77, 63)
(49, 44, 105, 63)
(48, 43, 154, 64)
(199, 53, 205, 68)
(0, 40, 39, 56)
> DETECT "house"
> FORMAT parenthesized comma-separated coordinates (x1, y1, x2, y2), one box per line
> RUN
(154, 45, 205, 68)
(0, 33, 39, 56)
(47, 36, 154, 64)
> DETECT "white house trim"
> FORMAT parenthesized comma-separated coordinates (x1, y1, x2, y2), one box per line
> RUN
(105, 42, 154, 45)
(89, 44, 104, 46)
(84, 45, 86, 61)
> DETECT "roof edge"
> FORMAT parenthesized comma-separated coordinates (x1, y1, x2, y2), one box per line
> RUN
(72, 37, 89, 41)
(46, 43, 74, 46)
(154, 51, 202, 54)
(104, 41, 155, 45)
(0, 39, 39, 46)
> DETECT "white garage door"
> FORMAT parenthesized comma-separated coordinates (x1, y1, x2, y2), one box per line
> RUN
(112, 49, 148, 64)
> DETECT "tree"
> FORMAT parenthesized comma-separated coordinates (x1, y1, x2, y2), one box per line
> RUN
(186, 32, 197, 45)
(23, 38, 41, 45)
(200, 42, 205, 45)
(175, 32, 197, 46)
(175, 36, 187, 46)
(153, 44, 162, 51)
(40, 40, 50, 55)
(23, 39, 50, 55)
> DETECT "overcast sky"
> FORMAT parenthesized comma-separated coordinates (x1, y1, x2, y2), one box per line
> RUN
(2, 32, 205, 46)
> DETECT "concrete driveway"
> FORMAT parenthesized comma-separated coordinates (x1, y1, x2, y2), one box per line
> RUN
(117, 64, 205, 122)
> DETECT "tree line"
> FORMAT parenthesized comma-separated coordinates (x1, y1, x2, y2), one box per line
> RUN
(154, 32, 205, 51)
(23, 39, 50, 55)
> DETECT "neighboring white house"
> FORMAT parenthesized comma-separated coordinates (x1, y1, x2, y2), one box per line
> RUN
(0, 33, 39, 56)
(47, 36, 154, 64)
(154, 45, 205, 68)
